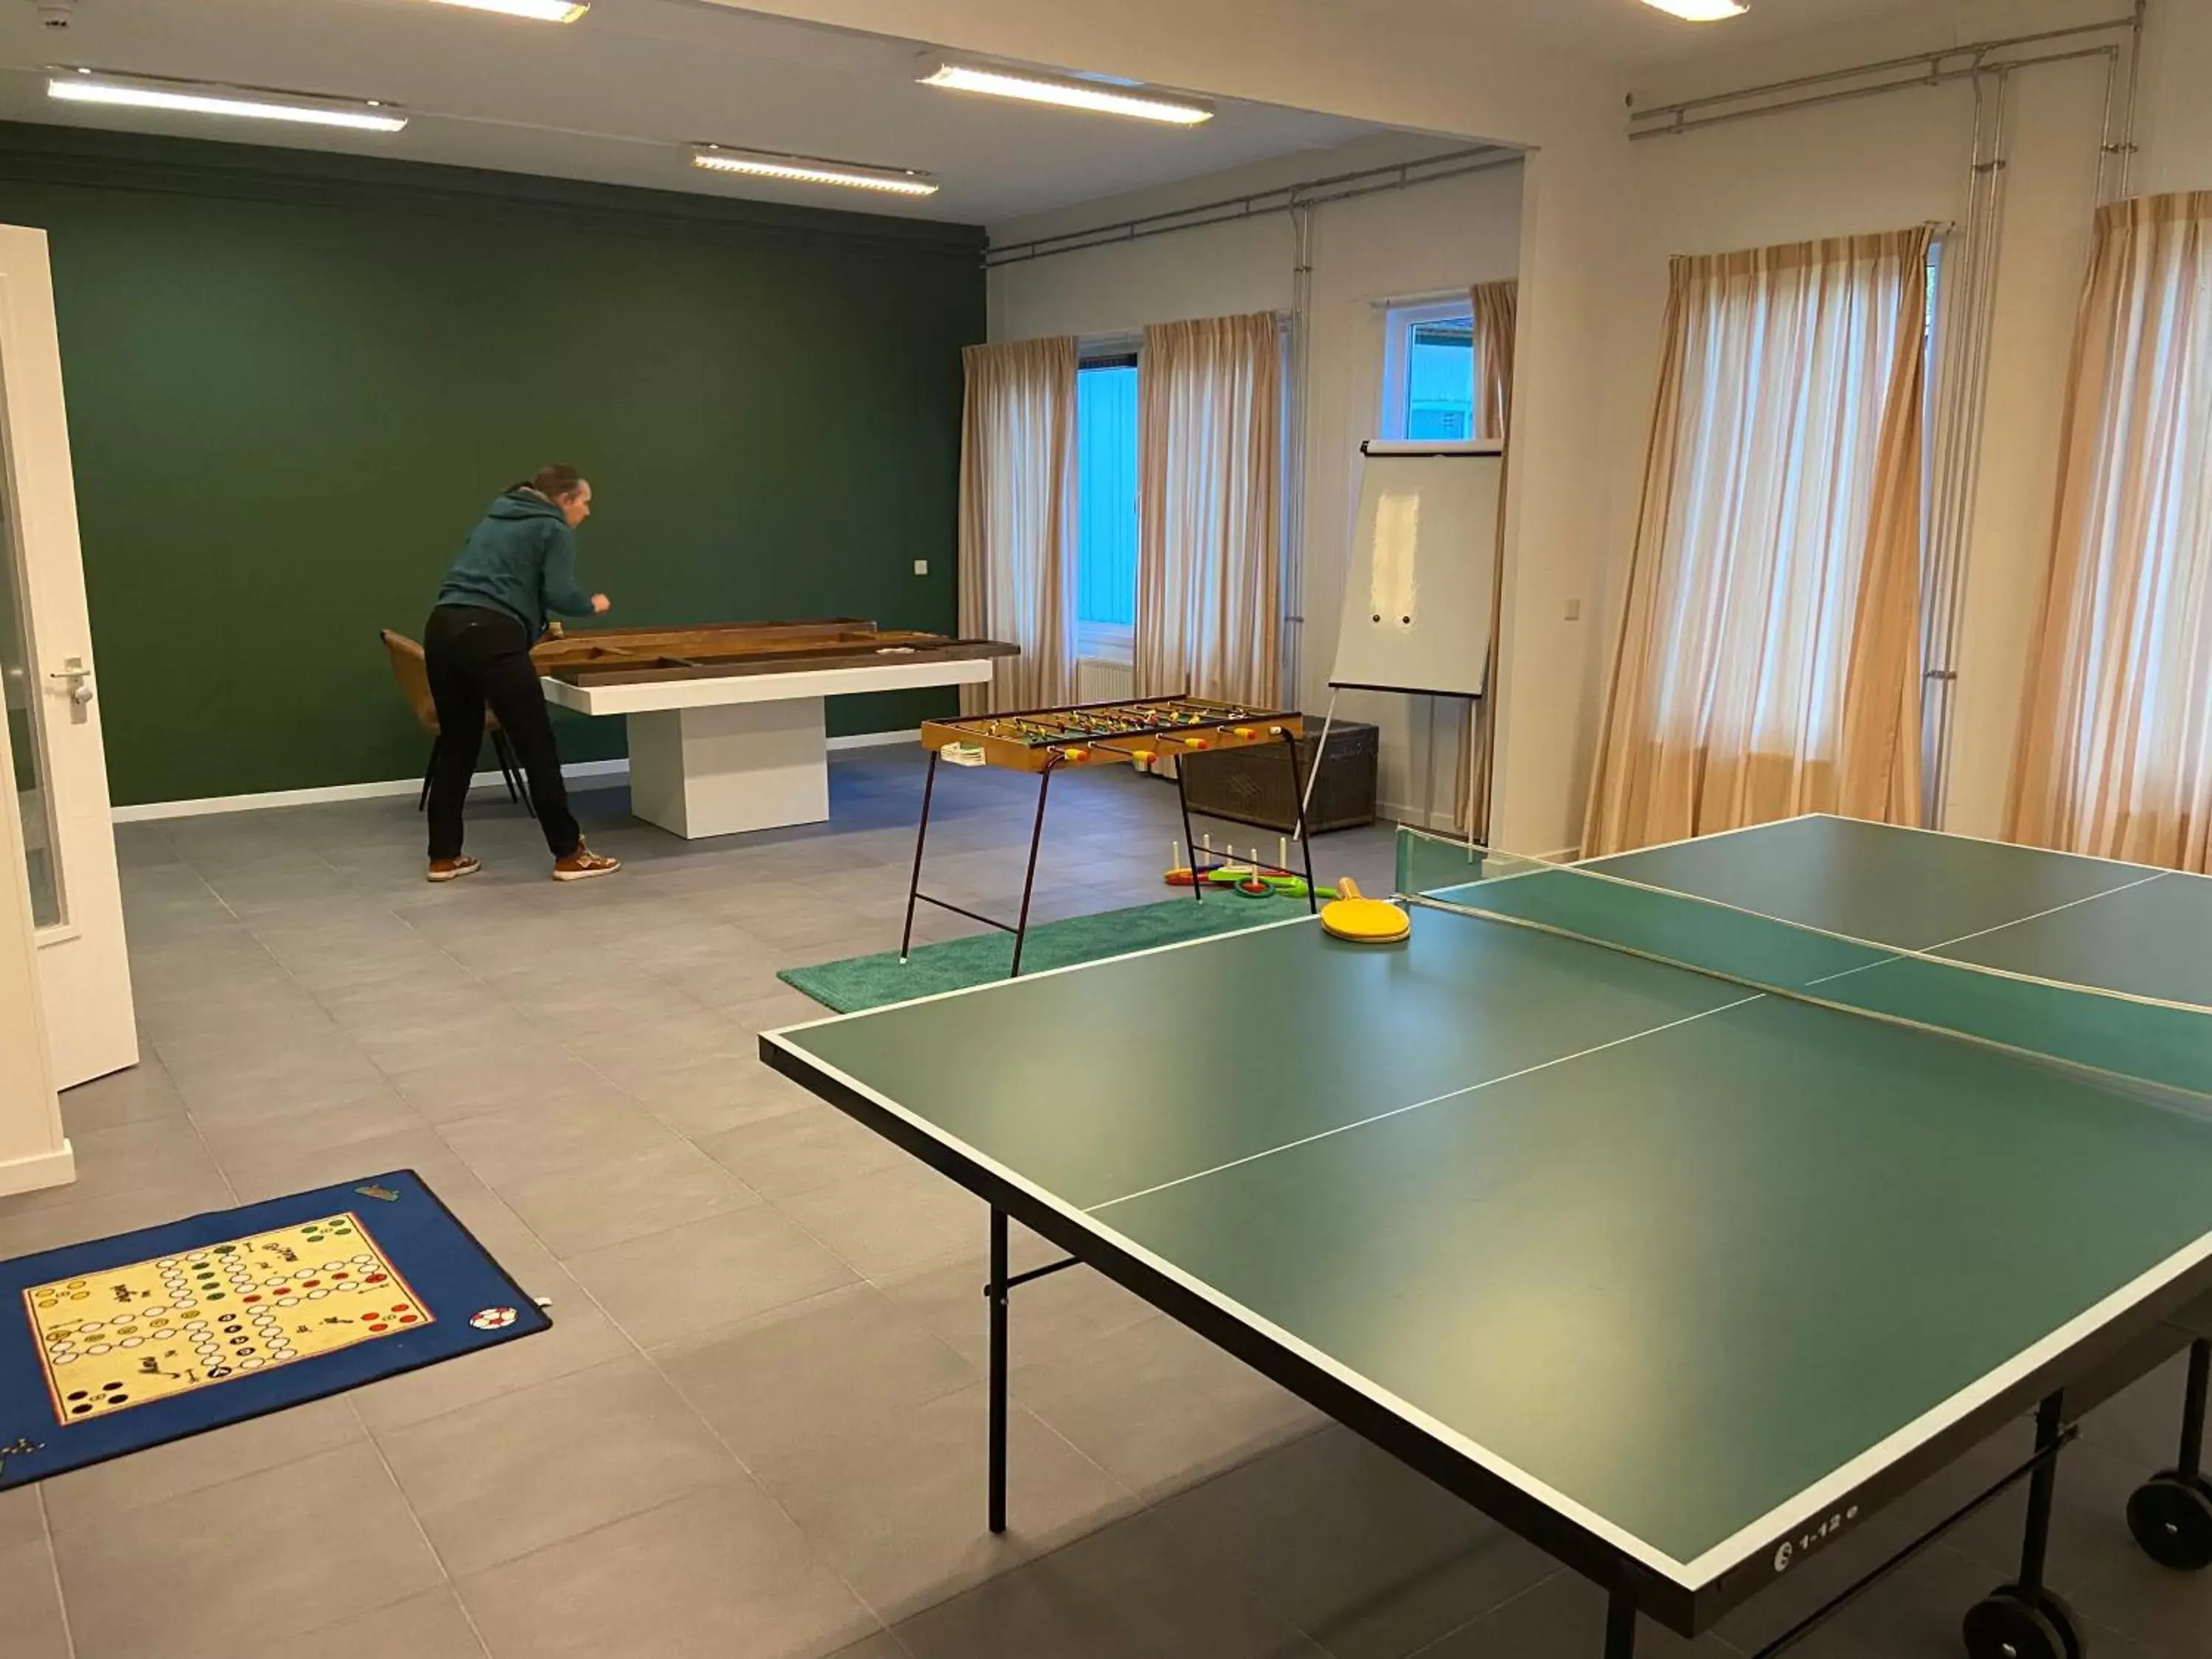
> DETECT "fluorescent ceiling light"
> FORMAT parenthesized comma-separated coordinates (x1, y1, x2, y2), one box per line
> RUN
(692, 147, 939, 198)
(919, 63, 1212, 126)
(49, 74, 407, 132)
(1638, 0, 1748, 18)
(424, 0, 588, 18)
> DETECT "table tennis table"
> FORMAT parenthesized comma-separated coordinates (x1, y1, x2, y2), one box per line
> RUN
(760, 813, 2212, 1658)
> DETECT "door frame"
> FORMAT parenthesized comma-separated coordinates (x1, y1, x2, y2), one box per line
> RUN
(0, 223, 137, 1089)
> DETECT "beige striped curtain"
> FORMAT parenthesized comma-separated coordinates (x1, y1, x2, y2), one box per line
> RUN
(957, 338, 1079, 714)
(1134, 313, 1282, 704)
(1456, 279, 1518, 836)
(1471, 279, 1518, 446)
(1583, 229, 1932, 856)
(2008, 193, 2212, 871)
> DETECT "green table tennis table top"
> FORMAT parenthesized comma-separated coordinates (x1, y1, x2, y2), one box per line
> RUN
(762, 815, 2212, 1604)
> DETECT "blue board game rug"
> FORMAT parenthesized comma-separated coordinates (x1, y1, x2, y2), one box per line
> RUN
(0, 1169, 550, 1490)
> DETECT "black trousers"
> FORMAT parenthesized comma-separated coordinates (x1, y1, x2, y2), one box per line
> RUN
(422, 605, 581, 860)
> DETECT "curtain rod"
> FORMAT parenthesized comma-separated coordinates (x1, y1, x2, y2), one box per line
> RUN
(1366, 285, 1482, 310)
(985, 145, 1520, 268)
(1630, 10, 2135, 129)
(1631, 43, 2120, 139)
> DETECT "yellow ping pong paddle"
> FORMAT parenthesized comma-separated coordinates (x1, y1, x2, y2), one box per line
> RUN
(1320, 877, 1411, 943)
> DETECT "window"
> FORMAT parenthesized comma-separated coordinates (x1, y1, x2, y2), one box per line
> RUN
(1075, 356, 1139, 660)
(1380, 301, 1477, 442)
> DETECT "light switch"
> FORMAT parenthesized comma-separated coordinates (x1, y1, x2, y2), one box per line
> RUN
(913, 560, 929, 576)
(1564, 597, 1582, 622)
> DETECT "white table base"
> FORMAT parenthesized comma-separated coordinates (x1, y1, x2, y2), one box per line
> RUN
(625, 697, 830, 839)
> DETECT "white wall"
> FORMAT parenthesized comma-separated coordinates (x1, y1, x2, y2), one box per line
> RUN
(724, 0, 2212, 857)
(1614, 0, 2211, 841)
(987, 135, 1526, 825)
(708, 0, 1635, 856)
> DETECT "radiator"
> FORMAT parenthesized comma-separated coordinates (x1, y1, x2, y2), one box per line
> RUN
(1075, 658, 1134, 704)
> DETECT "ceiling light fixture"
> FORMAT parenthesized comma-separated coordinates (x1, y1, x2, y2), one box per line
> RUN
(919, 62, 1212, 126)
(422, 0, 589, 22)
(1637, 0, 1748, 19)
(49, 72, 408, 132)
(691, 146, 939, 198)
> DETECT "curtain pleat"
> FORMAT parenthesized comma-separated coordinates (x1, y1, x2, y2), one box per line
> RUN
(957, 338, 1079, 714)
(1134, 313, 1283, 705)
(1456, 279, 1518, 836)
(2006, 192, 2212, 872)
(1582, 229, 1932, 856)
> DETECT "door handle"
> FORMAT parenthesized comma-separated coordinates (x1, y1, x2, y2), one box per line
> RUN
(46, 656, 93, 706)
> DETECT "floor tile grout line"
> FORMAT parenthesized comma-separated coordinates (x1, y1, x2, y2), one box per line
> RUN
(32, 1481, 80, 1659)
(623, 1321, 911, 1649)
(1397, 1565, 1571, 1658)
(312, 1411, 497, 1659)
(63, 767, 1413, 1657)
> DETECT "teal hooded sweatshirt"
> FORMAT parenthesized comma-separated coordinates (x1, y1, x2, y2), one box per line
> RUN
(436, 488, 594, 639)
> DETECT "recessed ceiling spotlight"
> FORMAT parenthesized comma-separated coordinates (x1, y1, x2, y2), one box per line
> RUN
(691, 145, 939, 198)
(918, 60, 1212, 125)
(1638, 0, 1748, 18)
(49, 72, 408, 132)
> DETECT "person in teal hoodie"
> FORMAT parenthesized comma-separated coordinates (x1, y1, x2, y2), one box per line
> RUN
(422, 465, 621, 883)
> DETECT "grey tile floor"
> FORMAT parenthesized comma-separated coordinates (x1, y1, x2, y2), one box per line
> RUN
(2, 747, 2208, 1659)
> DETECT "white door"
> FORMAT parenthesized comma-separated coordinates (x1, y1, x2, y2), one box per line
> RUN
(0, 223, 136, 1088)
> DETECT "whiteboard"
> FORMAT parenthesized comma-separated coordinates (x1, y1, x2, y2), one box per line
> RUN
(1327, 439, 1503, 699)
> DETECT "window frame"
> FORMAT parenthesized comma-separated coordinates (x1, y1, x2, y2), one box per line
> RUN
(1379, 297, 1478, 443)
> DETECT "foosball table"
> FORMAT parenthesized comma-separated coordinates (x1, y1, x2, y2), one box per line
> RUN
(902, 695, 1318, 976)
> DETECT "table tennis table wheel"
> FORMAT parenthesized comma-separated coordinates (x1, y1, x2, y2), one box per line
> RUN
(2126, 1470, 2212, 1571)
(1961, 1583, 2082, 1659)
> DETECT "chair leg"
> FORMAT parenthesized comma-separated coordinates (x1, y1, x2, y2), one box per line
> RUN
(493, 731, 535, 818)
(492, 732, 521, 803)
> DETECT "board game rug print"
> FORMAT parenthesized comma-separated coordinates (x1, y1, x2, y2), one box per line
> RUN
(0, 1169, 550, 1489)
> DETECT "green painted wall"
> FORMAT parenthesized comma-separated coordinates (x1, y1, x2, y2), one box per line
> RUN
(0, 122, 984, 807)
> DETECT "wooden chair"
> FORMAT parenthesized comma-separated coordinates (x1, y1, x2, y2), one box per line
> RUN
(378, 630, 533, 816)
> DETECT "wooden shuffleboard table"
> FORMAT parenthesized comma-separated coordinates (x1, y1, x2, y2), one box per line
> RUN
(532, 619, 1016, 839)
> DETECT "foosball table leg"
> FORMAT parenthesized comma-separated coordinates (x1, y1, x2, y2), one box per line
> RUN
(1283, 725, 1318, 914)
(900, 749, 941, 963)
(1008, 754, 1063, 978)
(1173, 749, 1205, 905)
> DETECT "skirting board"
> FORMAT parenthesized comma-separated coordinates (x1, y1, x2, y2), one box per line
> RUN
(111, 730, 920, 824)
(0, 1138, 75, 1199)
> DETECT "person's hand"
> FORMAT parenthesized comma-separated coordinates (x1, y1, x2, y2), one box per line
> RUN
(591, 594, 612, 614)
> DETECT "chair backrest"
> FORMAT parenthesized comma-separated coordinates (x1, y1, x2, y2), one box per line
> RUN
(383, 629, 507, 737)
(379, 630, 445, 736)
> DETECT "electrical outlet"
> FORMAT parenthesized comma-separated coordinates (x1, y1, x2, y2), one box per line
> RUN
(913, 560, 929, 576)
(1564, 597, 1582, 622)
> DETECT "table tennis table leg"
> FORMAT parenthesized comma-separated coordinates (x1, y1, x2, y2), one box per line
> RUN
(900, 751, 941, 963)
(1962, 1392, 2083, 1658)
(987, 1206, 1009, 1535)
(2016, 1394, 2063, 1596)
(1173, 751, 1205, 906)
(2183, 1339, 2209, 1481)
(1603, 1585, 1638, 1657)
(2126, 1337, 2212, 1571)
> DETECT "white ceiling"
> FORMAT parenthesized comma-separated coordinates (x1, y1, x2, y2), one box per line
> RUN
(0, 0, 1986, 223)
(0, 0, 1405, 223)
(1422, 0, 1940, 66)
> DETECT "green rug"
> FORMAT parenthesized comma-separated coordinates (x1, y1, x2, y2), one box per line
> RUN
(780, 892, 1315, 1014)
